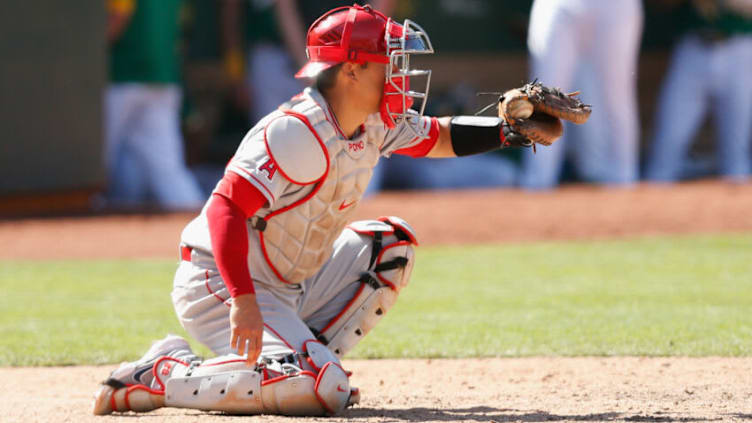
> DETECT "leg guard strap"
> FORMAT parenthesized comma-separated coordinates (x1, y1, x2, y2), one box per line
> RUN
(93, 380, 165, 415)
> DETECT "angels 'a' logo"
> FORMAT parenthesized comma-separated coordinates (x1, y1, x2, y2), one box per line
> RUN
(259, 159, 277, 180)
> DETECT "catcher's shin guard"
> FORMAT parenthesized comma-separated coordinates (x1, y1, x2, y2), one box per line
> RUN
(163, 352, 351, 416)
(316, 216, 417, 358)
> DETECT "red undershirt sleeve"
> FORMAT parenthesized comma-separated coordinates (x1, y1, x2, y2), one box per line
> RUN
(207, 172, 268, 297)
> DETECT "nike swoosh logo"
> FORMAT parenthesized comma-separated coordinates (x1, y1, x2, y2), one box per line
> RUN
(336, 385, 347, 393)
(338, 199, 357, 211)
(132, 366, 151, 384)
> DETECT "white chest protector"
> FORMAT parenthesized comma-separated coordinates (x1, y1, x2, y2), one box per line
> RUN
(255, 96, 381, 284)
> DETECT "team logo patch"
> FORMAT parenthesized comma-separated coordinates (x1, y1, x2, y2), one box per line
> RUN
(259, 159, 277, 180)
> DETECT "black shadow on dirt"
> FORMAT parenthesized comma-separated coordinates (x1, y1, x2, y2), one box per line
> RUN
(343, 406, 722, 422)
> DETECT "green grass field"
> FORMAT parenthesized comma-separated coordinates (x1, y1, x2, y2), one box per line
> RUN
(1, 234, 751, 366)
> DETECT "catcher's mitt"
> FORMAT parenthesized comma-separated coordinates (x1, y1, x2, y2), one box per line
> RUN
(497, 81, 592, 148)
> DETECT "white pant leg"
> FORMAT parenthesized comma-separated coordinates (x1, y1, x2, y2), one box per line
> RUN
(297, 228, 373, 332)
(128, 85, 204, 210)
(105, 84, 141, 171)
(172, 249, 335, 366)
(565, 63, 607, 181)
(105, 84, 150, 204)
(248, 44, 304, 122)
(108, 144, 150, 206)
(576, 0, 642, 184)
(255, 283, 327, 363)
(520, 0, 583, 189)
(645, 36, 712, 181)
(710, 35, 752, 180)
(172, 254, 233, 354)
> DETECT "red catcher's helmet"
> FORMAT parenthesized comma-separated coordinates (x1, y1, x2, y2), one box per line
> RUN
(296, 4, 434, 133)
(295, 4, 396, 79)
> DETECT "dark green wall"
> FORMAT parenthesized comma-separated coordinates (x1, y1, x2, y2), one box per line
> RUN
(0, 1, 106, 195)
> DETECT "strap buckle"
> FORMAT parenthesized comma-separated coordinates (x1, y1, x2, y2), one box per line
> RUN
(250, 216, 267, 231)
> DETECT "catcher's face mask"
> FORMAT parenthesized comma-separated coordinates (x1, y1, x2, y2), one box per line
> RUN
(380, 18, 434, 133)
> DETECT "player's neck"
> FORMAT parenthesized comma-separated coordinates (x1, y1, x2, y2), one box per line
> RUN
(323, 88, 368, 139)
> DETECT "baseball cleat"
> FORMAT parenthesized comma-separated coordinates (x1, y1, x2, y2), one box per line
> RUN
(91, 334, 192, 415)
(107, 334, 190, 387)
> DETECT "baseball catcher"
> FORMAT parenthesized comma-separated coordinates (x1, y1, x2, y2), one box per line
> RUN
(93, 3, 590, 417)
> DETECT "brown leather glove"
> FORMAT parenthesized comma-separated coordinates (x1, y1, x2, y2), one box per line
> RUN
(499, 81, 592, 147)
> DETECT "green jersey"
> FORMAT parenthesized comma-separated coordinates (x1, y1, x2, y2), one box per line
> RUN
(110, 0, 183, 84)
(683, 2, 752, 38)
(245, 0, 371, 45)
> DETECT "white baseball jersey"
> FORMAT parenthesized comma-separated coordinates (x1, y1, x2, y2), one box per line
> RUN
(180, 87, 437, 286)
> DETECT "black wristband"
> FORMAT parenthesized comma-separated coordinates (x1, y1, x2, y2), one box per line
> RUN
(449, 116, 531, 156)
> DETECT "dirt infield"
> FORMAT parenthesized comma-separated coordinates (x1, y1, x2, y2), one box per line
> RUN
(3, 180, 752, 422)
(2, 180, 752, 259)
(3, 358, 752, 423)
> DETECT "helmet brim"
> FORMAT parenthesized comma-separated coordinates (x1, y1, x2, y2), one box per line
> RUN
(294, 61, 339, 79)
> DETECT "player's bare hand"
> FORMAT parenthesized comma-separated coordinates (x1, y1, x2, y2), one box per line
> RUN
(230, 293, 264, 365)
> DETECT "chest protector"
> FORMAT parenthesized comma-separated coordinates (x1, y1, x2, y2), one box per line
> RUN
(256, 95, 380, 284)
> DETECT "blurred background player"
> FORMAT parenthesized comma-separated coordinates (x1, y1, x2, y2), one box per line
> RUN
(106, 0, 204, 210)
(519, 0, 643, 189)
(645, 0, 752, 182)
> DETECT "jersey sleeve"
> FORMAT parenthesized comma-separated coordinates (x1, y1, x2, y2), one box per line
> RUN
(370, 110, 440, 158)
(224, 138, 288, 209)
(223, 114, 328, 208)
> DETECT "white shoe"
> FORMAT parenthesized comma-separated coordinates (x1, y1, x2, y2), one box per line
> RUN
(92, 334, 193, 415)
(108, 334, 191, 387)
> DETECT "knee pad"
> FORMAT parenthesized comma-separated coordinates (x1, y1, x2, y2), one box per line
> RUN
(301, 340, 350, 413)
(261, 356, 350, 416)
(317, 216, 417, 358)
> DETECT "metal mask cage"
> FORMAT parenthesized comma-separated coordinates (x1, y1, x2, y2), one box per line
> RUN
(384, 19, 434, 136)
